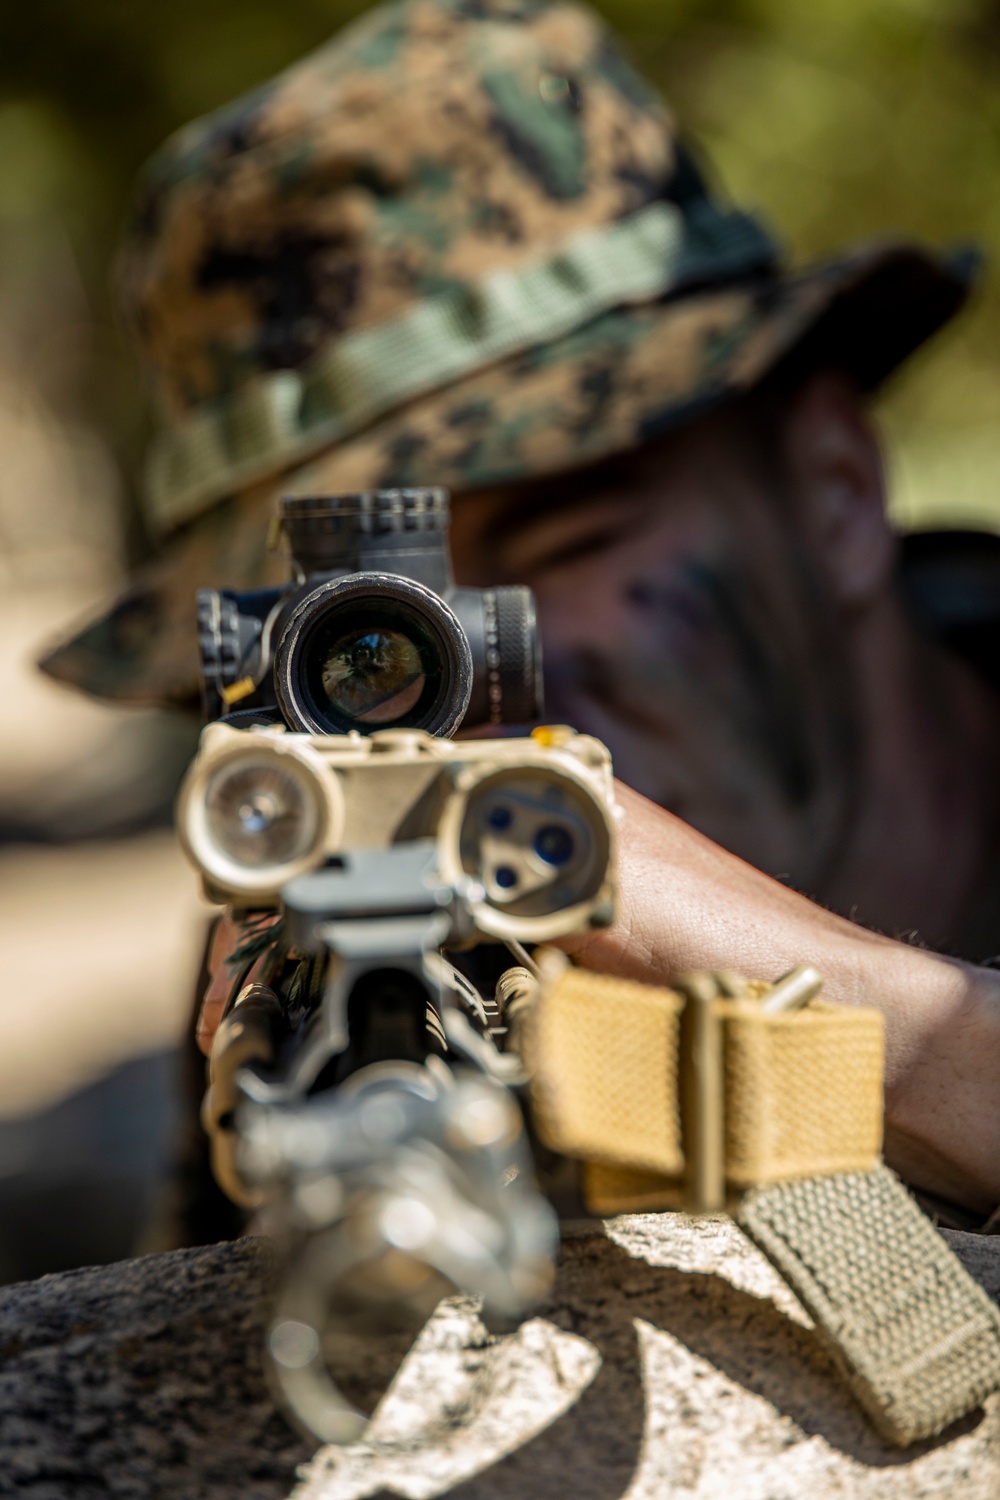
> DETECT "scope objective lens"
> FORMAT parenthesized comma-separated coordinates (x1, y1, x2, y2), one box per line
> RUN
(274, 573, 474, 738)
(317, 625, 426, 726)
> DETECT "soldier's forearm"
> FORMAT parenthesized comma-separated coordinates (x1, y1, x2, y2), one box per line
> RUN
(562, 783, 1000, 1218)
(872, 954, 1000, 1218)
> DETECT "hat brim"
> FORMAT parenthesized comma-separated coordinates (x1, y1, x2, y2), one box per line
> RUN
(40, 239, 973, 708)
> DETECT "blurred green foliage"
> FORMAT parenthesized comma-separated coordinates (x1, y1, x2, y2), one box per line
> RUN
(3, 0, 1000, 532)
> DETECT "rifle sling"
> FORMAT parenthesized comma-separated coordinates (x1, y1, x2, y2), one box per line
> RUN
(525, 964, 1000, 1445)
(739, 1166, 1000, 1446)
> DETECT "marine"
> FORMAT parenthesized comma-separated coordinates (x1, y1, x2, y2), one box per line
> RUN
(41, 0, 1000, 1233)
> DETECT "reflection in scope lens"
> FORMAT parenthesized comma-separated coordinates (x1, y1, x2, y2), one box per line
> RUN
(319, 627, 426, 726)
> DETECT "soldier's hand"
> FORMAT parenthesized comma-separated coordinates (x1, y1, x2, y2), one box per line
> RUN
(196, 909, 281, 1057)
(561, 782, 1000, 1219)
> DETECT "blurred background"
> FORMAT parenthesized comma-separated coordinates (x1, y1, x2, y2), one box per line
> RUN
(3, 0, 1000, 1282)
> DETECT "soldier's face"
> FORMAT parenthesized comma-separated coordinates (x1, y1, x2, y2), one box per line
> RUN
(450, 411, 863, 897)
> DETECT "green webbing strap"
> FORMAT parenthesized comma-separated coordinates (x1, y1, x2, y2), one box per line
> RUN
(145, 201, 776, 533)
(738, 1165, 1000, 1445)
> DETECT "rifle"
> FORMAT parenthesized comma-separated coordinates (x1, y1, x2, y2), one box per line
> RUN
(181, 486, 617, 1441)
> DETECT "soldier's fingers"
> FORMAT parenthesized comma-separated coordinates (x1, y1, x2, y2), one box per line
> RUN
(196, 968, 234, 1058)
(210, 908, 281, 982)
(197, 911, 280, 1056)
(207, 910, 243, 976)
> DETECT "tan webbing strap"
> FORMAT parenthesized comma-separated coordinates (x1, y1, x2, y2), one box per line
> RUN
(524, 963, 1000, 1444)
(739, 1166, 1000, 1444)
(526, 967, 685, 1181)
(526, 967, 884, 1208)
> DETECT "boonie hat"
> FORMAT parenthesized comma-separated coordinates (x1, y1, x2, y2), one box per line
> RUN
(41, 0, 975, 707)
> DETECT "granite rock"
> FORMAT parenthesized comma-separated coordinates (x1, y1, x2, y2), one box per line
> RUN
(1, 1220, 998, 1500)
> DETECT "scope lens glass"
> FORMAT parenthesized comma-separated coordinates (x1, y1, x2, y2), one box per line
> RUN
(205, 758, 319, 870)
(302, 602, 446, 733)
(319, 626, 425, 725)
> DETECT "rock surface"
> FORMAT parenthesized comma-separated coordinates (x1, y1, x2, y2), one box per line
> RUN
(1, 1220, 998, 1500)
(0, 1237, 309, 1500)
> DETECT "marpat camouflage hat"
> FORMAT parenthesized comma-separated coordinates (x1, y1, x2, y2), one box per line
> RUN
(41, 0, 974, 707)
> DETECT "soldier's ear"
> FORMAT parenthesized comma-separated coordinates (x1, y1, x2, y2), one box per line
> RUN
(782, 371, 896, 609)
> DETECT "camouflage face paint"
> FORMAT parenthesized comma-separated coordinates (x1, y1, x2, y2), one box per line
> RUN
(450, 417, 863, 898)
